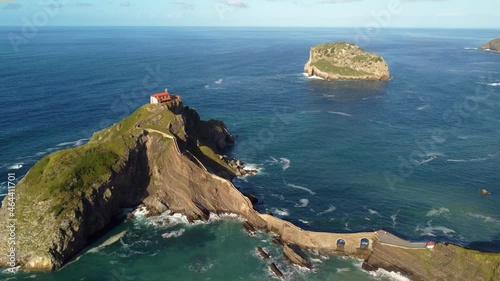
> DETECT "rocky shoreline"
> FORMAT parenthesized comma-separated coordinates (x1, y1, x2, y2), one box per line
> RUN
(480, 38, 500, 52)
(0, 101, 498, 280)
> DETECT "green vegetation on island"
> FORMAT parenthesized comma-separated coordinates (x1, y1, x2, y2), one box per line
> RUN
(480, 38, 500, 51)
(304, 42, 391, 80)
(0, 99, 498, 281)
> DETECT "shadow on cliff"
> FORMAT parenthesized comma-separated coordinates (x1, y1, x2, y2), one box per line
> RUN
(177, 136, 237, 180)
(84, 134, 152, 248)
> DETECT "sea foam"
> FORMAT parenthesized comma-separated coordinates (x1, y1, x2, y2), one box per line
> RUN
(279, 158, 290, 171)
(328, 111, 352, 117)
(302, 73, 324, 80)
(467, 213, 500, 225)
(286, 183, 316, 195)
(162, 228, 186, 239)
(317, 205, 336, 216)
(270, 208, 289, 217)
(295, 198, 309, 208)
(368, 268, 412, 281)
(8, 163, 23, 170)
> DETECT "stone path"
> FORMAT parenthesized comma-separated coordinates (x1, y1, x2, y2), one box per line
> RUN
(377, 230, 427, 249)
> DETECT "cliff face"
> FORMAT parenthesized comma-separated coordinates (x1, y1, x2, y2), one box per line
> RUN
(480, 38, 500, 51)
(1, 101, 498, 281)
(0, 101, 247, 271)
(304, 42, 391, 81)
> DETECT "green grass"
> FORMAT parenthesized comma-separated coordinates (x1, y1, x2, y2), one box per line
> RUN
(19, 103, 180, 220)
(314, 42, 355, 51)
(16, 99, 234, 223)
(311, 59, 372, 77)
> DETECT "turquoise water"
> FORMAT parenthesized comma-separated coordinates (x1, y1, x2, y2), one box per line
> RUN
(0, 27, 499, 280)
(4, 214, 390, 281)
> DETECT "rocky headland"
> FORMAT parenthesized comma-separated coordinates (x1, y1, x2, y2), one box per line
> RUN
(480, 38, 500, 52)
(304, 42, 391, 80)
(0, 99, 498, 280)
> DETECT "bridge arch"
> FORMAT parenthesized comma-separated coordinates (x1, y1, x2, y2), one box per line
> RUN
(360, 238, 370, 248)
(336, 238, 346, 250)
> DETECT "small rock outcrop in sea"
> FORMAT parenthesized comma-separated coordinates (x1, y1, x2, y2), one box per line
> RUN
(480, 38, 500, 52)
(480, 189, 490, 196)
(269, 263, 284, 279)
(257, 247, 271, 260)
(304, 42, 391, 80)
(283, 244, 312, 269)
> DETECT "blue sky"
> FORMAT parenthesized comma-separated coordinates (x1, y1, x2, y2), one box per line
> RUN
(0, 0, 498, 28)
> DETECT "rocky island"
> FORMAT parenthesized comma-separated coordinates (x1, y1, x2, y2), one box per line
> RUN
(304, 42, 391, 80)
(0, 98, 498, 280)
(480, 38, 500, 52)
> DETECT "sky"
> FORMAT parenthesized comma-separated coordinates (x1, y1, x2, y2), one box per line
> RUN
(0, 0, 498, 28)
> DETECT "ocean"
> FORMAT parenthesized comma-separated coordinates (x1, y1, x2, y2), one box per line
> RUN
(0, 27, 499, 280)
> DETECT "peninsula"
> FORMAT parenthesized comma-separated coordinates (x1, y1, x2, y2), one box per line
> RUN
(0, 94, 498, 280)
(304, 42, 391, 81)
(480, 38, 500, 52)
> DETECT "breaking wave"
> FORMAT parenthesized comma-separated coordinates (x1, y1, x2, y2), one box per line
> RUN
(368, 268, 412, 281)
(286, 183, 316, 195)
(270, 208, 289, 217)
(417, 104, 430, 111)
(447, 157, 489, 163)
(8, 163, 23, 170)
(426, 207, 449, 217)
(466, 213, 500, 225)
(368, 209, 381, 217)
(416, 224, 456, 237)
(279, 158, 290, 171)
(328, 111, 352, 117)
(316, 205, 336, 216)
(295, 198, 309, 208)
(162, 228, 186, 239)
(302, 73, 324, 80)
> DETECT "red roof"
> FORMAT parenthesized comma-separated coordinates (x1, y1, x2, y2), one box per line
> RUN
(151, 92, 169, 98)
(151, 91, 180, 103)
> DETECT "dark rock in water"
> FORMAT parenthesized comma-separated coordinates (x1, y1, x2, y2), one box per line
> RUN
(283, 243, 312, 269)
(362, 262, 378, 271)
(269, 263, 284, 279)
(125, 213, 134, 221)
(272, 235, 285, 247)
(242, 192, 259, 205)
(257, 247, 271, 260)
(243, 221, 257, 235)
(480, 189, 490, 196)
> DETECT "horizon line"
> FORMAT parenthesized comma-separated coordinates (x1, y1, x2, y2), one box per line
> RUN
(0, 25, 498, 30)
